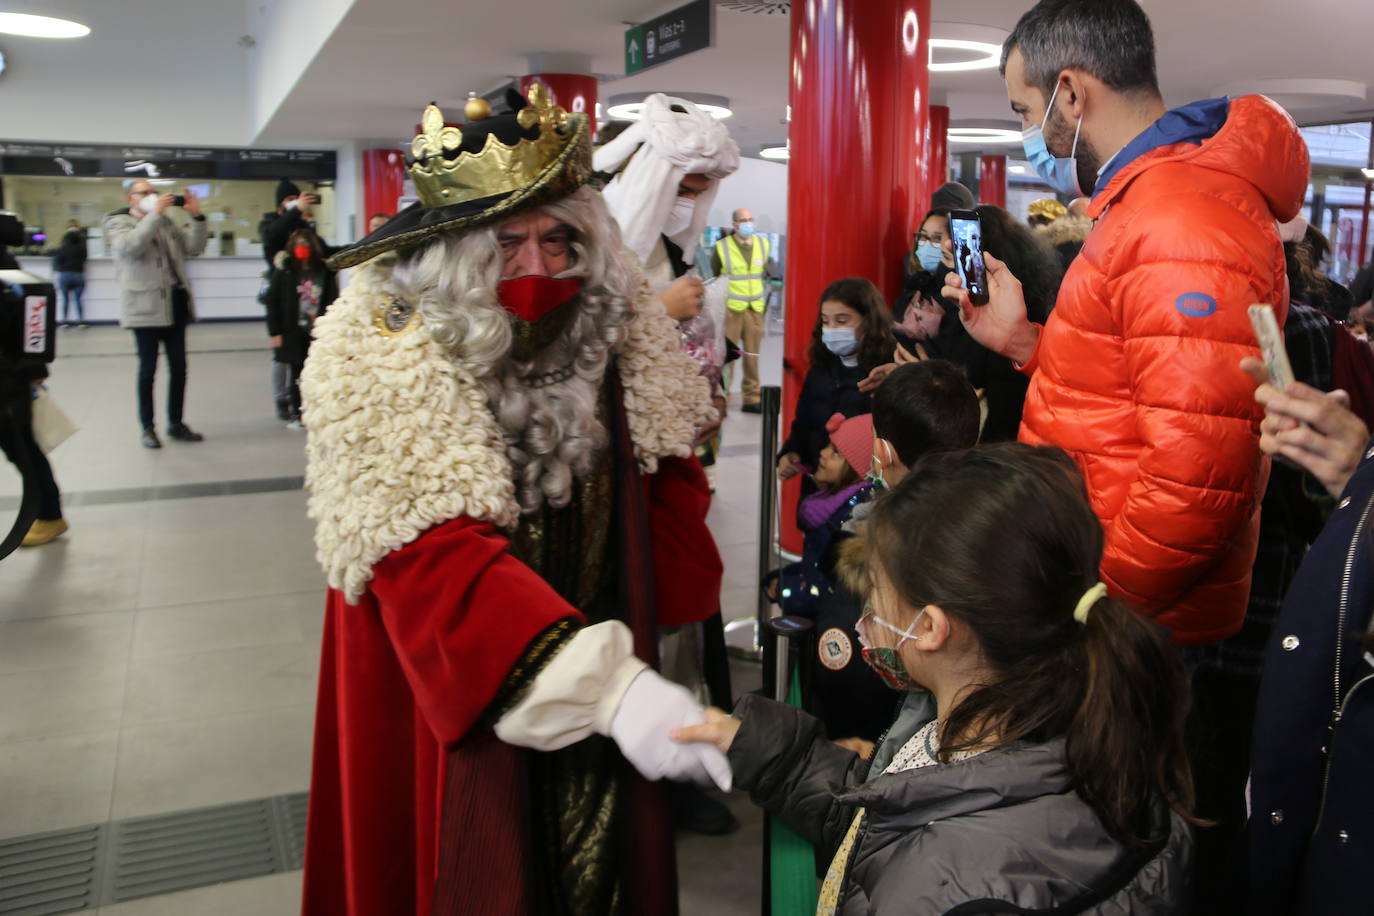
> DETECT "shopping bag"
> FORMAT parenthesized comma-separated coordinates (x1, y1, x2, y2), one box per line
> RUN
(31, 386, 77, 453)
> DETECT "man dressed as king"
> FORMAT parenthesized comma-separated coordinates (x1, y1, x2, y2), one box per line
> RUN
(299, 85, 729, 916)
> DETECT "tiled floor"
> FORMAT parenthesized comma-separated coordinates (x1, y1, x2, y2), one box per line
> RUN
(0, 320, 784, 915)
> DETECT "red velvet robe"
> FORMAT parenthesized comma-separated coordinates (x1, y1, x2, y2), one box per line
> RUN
(301, 456, 721, 916)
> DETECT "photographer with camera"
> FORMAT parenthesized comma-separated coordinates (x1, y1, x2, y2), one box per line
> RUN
(0, 212, 66, 550)
(103, 179, 208, 449)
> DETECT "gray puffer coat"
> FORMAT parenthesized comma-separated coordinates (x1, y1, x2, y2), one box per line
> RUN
(729, 692, 1192, 915)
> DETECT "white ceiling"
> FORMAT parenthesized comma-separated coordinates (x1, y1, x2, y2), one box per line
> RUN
(0, 0, 253, 146)
(3, 0, 1373, 159)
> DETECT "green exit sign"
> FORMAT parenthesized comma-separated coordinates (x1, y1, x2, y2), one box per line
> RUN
(625, 0, 714, 76)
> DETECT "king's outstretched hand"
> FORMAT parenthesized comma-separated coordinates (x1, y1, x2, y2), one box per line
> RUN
(609, 670, 733, 791)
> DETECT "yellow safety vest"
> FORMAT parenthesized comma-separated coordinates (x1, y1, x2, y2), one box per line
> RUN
(716, 234, 770, 313)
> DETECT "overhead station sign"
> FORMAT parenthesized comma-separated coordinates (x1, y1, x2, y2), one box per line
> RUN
(625, 0, 715, 76)
(0, 142, 337, 179)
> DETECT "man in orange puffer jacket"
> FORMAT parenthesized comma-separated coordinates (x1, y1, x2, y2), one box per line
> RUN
(946, 0, 1309, 646)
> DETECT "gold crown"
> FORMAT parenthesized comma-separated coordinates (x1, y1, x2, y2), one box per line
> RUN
(409, 82, 584, 208)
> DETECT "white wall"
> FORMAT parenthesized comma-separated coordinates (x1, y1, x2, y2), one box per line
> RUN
(708, 158, 788, 235)
(245, 0, 359, 140)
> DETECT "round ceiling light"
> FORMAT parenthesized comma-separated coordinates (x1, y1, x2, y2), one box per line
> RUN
(929, 38, 1001, 72)
(947, 127, 1023, 144)
(760, 146, 790, 161)
(607, 102, 732, 120)
(605, 92, 733, 121)
(0, 12, 90, 38)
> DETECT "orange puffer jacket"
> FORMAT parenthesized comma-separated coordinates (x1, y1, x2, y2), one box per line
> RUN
(1019, 95, 1309, 645)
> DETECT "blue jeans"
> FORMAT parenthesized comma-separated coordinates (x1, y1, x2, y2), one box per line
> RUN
(56, 272, 85, 322)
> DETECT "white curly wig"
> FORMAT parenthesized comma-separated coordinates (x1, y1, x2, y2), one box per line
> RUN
(355, 186, 637, 513)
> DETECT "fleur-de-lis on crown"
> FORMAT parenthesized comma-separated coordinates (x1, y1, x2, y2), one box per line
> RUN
(412, 102, 464, 165)
(517, 81, 569, 133)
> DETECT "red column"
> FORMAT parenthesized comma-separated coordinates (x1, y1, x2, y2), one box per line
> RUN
(927, 105, 950, 198)
(518, 73, 598, 117)
(978, 154, 1007, 209)
(361, 149, 406, 236)
(781, 0, 931, 552)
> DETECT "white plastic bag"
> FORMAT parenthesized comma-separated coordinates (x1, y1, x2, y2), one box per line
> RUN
(31, 386, 77, 453)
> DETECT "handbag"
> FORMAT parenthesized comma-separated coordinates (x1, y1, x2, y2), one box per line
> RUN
(31, 386, 77, 453)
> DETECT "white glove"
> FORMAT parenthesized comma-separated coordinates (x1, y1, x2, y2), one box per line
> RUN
(609, 669, 733, 791)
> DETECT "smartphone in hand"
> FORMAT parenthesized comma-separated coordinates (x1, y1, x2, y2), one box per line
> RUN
(948, 209, 989, 305)
(1248, 304, 1294, 391)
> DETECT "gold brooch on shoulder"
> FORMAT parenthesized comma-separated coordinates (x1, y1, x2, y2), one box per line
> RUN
(371, 295, 419, 337)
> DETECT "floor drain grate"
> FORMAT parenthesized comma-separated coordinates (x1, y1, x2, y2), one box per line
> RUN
(0, 793, 307, 913)
(0, 826, 101, 915)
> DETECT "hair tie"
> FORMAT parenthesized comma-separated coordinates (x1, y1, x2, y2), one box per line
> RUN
(1073, 582, 1108, 625)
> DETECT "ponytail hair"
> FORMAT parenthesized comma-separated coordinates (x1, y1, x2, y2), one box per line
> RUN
(865, 442, 1197, 844)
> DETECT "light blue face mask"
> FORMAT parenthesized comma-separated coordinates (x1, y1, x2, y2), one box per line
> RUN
(915, 240, 943, 272)
(821, 326, 859, 357)
(1021, 81, 1084, 197)
(736, 221, 756, 238)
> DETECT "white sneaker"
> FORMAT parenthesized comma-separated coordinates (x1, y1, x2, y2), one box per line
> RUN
(286, 419, 306, 431)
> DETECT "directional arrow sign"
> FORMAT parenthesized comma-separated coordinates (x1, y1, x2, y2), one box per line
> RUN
(624, 0, 714, 76)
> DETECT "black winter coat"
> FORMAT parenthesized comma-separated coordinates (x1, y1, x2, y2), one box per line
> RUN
(772, 484, 893, 743)
(52, 230, 87, 273)
(779, 351, 876, 471)
(1248, 440, 1374, 915)
(729, 692, 1192, 914)
(266, 264, 337, 365)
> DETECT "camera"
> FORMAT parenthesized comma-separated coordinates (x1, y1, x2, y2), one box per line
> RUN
(172, 195, 187, 207)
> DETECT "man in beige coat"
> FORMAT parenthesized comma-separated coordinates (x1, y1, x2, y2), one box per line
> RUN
(102, 179, 208, 448)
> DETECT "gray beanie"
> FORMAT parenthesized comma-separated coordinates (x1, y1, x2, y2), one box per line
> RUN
(931, 181, 975, 211)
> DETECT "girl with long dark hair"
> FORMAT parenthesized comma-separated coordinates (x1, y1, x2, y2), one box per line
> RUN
(777, 277, 895, 482)
(267, 227, 338, 428)
(677, 443, 1197, 914)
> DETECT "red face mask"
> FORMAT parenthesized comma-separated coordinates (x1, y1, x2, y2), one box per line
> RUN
(496, 275, 583, 324)
(292, 244, 313, 262)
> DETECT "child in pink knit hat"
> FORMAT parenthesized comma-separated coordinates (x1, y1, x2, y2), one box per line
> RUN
(766, 411, 894, 744)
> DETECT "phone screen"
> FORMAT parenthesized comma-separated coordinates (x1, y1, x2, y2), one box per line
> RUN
(949, 210, 988, 305)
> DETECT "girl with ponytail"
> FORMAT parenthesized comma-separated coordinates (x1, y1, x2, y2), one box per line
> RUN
(675, 443, 1196, 914)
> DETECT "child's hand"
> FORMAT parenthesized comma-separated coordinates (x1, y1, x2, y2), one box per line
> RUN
(833, 737, 875, 759)
(671, 706, 741, 754)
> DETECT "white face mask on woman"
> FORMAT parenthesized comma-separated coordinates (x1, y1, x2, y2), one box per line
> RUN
(663, 196, 695, 237)
(137, 194, 159, 214)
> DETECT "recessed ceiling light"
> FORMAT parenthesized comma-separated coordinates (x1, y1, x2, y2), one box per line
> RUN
(605, 92, 733, 121)
(760, 146, 790, 161)
(1008, 165, 1027, 175)
(929, 39, 1001, 72)
(947, 127, 1023, 144)
(0, 12, 90, 39)
(606, 102, 732, 121)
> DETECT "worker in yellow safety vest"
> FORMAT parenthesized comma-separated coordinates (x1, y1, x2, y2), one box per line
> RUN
(711, 207, 777, 412)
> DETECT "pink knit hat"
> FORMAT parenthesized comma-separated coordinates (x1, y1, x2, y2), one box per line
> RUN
(825, 412, 874, 477)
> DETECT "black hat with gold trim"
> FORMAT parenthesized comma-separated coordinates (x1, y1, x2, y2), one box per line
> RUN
(327, 83, 592, 270)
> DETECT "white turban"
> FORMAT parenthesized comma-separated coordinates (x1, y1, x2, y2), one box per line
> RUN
(595, 93, 741, 263)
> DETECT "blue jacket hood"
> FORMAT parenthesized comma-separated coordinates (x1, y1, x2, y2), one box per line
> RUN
(1094, 97, 1231, 197)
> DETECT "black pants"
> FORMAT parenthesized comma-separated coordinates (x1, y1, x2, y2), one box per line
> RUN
(287, 360, 304, 417)
(1188, 664, 1259, 913)
(0, 411, 62, 521)
(133, 322, 188, 430)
